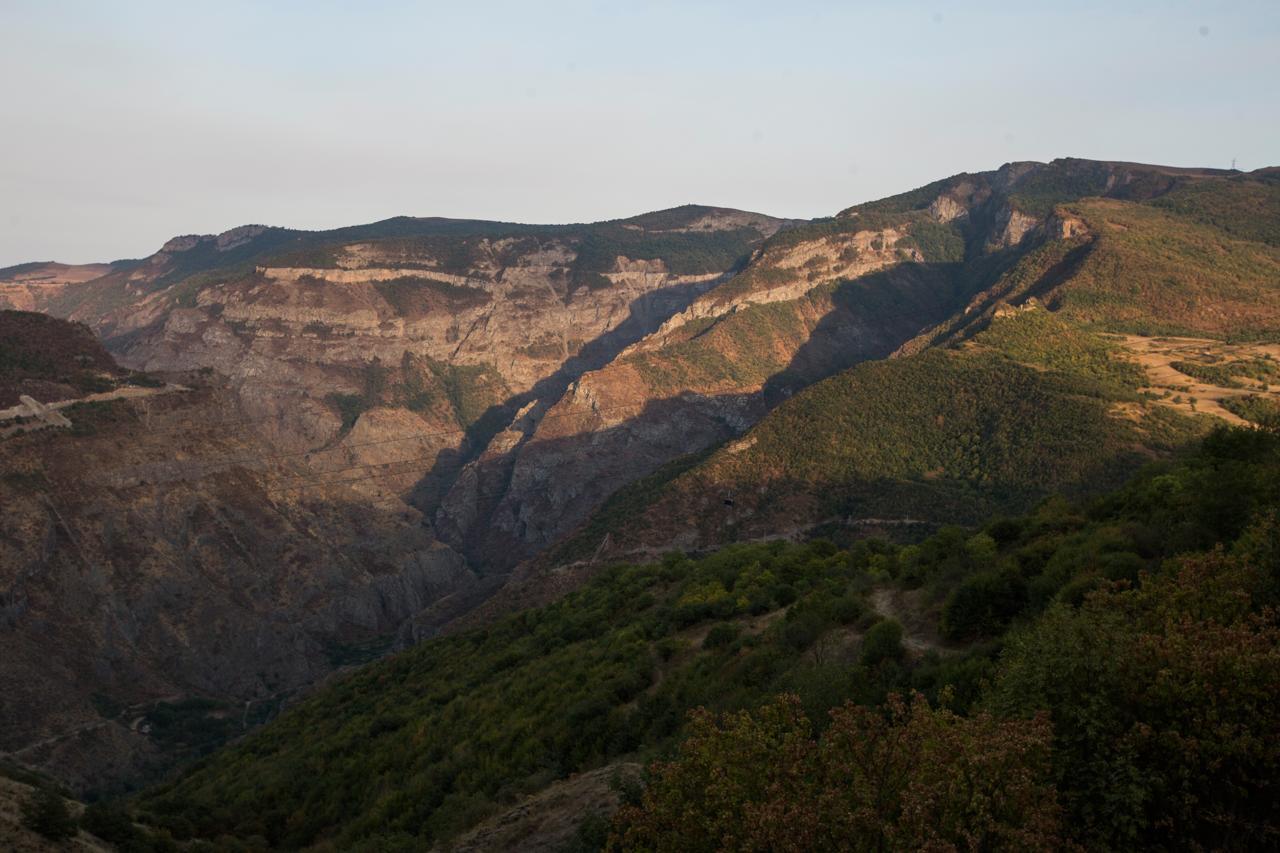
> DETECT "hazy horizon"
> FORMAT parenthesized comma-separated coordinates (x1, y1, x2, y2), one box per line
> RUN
(3, 0, 1278, 266)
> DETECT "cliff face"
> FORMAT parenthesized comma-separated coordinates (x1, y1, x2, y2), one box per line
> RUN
(538, 165, 1280, 574)
(1, 209, 781, 532)
(434, 219, 963, 569)
(1, 211, 796, 792)
(0, 376, 473, 794)
(7, 161, 1237, 588)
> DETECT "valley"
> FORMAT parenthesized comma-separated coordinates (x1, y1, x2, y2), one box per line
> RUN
(2, 157, 1279, 850)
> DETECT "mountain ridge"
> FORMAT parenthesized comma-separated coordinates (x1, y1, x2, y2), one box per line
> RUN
(3, 157, 1278, 804)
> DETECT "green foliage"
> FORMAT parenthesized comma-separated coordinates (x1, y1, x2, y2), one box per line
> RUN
(941, 566, 1028, 640)
(989, 552, 1280, 849)
(545, 448, 715, 565)
(143, 698, 251, 758)
(609, 694, 1063, 852)
(20, 786, 78, 841)
(901, 219, 967, 263)
(81, 802, 145, 848)
(702, 622, 740, 650)
(327, 392, 366, 432)
(840, 176, 959, 216)
(1006, 159, 1114, 217)
(372, 276, 490, 315)
(135, 539, 897, 849)
(1170, 356, 1279, 389)
(1150, 173, 1280, 246)
(1171, 358, 1245, 387)
(570, 225, 760, 286)
(66, 398, 138, 436)
(0, 309, 128, 406)
(860, 619, 904, 666)
(977, 309, 1146, 393)
(1053, 198, 1280, 339)
(623, 299, 808, 394)
(1222, 394, 1280, 428)
(135, 428, 1280, 850)
(397, 353, 509, 430)
(683, 313, 1197, 529)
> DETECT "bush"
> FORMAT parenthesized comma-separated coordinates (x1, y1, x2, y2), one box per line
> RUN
(861, 619, 904, 666)
(81, 802, 140, 845)
(21, 786, 78, 841)
(826, 594, 864, 625)
(780, 609, 827, 652)
(702, 623, 740, 650)
(991, 552, 1280, 849)
(941, 566, 1029, 640)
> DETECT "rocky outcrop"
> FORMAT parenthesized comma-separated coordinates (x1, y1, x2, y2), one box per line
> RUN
(629, 224, 914, 353)
(988, 204, 1041, 250)
(435, 224, 966, 570)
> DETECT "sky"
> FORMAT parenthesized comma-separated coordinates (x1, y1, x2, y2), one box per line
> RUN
(2, 1, 1277, 266)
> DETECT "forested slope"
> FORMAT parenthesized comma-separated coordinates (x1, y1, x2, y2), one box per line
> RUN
(132, 427, 1280, 851)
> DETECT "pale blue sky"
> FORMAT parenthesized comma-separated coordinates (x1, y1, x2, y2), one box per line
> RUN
(2, 0, 1277, 265)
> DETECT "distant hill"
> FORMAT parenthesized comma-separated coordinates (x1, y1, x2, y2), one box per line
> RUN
(0, 311, 124, 407)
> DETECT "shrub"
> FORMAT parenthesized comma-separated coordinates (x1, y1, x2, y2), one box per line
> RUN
(21, 787, 78, 841)
(990, 552, 1280, 849)
(941, 566, 1029, 640)
(826, 594, 864, 625)
(702, 623, 740, 650)
(860, 619, 904, 666)
(81, 801, 142, 846)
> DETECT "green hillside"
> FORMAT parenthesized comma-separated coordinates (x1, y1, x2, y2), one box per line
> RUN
(562, 170, 1280, 560)
(560, 309, 1210, 562)
(1049, 196, 1280, 338)
(131, 426, 1280, 850)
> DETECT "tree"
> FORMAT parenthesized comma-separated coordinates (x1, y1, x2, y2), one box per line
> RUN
(990, 552, 1280, 849)
(609, 693, 1063, 852)
(860, 618, 905, 666)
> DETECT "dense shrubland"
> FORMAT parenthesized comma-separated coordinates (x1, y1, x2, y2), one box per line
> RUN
(128, 425, 1280, 851)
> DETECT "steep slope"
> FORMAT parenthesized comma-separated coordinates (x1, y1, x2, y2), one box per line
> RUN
(432, 213, 973, 570)
(0, 311, 128, 408)
(131, 427, 1280, 850)
(0, 773, 112, 852)
(439, 160, 1276, 572)
(0, 262, 119, 314)
(14, 162, 1262, 585)
(5, 156, 1276, 818)
(0, 316, 473, 794)
(4, 208, 790, 557)
(529, 166, 1280, 574)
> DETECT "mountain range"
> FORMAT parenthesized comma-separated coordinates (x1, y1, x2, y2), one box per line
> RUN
(2, 157, 1279, 850)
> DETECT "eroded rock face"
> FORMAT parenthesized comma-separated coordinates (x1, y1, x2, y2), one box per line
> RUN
(1, 217, 798, 783)
(0, 382, 473, 794)
(436, 223, 964, 570)
(989, 204, 1041, 249)
(0, 214, 779, 582)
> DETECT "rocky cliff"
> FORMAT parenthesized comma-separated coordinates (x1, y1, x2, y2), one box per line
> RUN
(0, 318, 475, 793)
